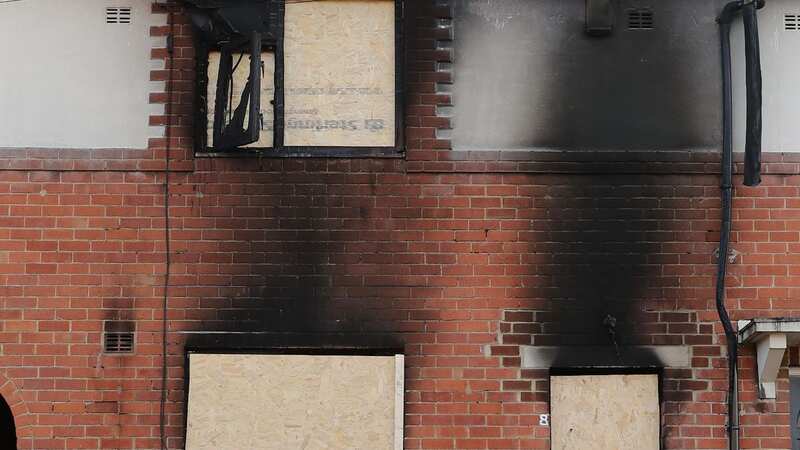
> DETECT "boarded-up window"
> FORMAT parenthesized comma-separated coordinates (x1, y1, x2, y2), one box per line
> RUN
(550, 374, 660, 450)
(186, 353, 404, 450)
(284, 0, 396, 147)
(200, 0, 398, 152)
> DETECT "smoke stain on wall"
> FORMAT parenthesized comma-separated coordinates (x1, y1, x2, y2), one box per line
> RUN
(450, 0, 726, 151)
(184, 160, 406, 346)
(522, 174, 696, 366)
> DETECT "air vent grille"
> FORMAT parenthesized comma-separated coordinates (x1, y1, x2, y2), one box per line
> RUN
(106, 7, 132, 24)
(104, 332, 134, 353)
(627, 8, 654, 30)
(786, 14, 799, 31)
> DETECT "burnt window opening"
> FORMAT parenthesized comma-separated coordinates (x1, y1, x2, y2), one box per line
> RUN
(188, 1, 276, 150)
(212, 35, 267, 149)
(103, 321, 135, 354)
(786, 14, 799, 31)
(627, 8, 654, 30)
(189, 0, 402, 155)
(106, 7, 132, 24)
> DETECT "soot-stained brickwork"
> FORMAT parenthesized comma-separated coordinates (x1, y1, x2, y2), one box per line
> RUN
(0, 2, 799, 449)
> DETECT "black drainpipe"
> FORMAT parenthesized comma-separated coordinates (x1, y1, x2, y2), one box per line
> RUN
(717, 2, 764, 450)
(742, 2, 764, 188)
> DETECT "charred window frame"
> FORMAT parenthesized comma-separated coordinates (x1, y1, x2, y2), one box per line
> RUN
(212, 33, 267, 149)
(189, 0, 281, 151)
(191, 0, 404, 157)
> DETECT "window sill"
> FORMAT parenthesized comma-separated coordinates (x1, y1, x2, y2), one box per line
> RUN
(195, 147, 404, 159)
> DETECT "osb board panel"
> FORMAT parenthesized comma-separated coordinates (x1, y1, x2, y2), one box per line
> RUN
(550, 374, 659, 450)
(186, 354, 399, 450)
(207, 52, 275, 148)
(284, 0, 396, 147)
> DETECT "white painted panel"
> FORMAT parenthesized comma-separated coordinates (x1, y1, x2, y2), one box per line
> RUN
(732, 0, 800, 152)
(0, 0, 165, 149)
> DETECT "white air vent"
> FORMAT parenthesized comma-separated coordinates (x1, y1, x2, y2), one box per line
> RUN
(786, 14, 799, 31)
(106, 7, 132, 24)
(627, 8, 654, 30)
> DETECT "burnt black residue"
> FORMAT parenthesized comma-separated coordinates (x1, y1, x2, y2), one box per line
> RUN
(530, 175, 690, 367)
(450, 0, 726, 151)
(184, 165, 404, 350)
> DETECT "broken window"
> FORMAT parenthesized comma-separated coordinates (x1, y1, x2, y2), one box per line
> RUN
(207, 49, 276, 148)
(190, 0, 401, 154)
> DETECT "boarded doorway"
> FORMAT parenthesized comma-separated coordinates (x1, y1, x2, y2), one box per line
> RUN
(550, 373, 660, 450)
(0, 394, 16, 450)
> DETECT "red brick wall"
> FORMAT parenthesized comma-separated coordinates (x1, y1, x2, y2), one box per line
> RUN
(3, 162, 800, 449)
(0, 2, 799, 450)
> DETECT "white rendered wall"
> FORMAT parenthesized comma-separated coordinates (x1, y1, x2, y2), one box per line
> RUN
(0, 0, 165, 149)
(732, 0, 800, 152)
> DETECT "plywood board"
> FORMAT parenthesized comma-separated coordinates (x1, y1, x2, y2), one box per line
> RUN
(186, 353, 402, 450)
(550, 374, 659, 450)
(207, 51, 275, 148)
(284, 0, 396, 147)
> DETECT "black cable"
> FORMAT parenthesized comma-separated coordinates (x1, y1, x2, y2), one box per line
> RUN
(160, 5, 176, 450)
